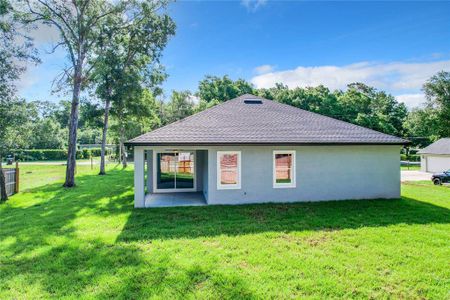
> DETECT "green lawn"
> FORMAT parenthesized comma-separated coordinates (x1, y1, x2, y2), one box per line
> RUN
(401, 165, 421, 171)
(1, 164, 449, 299)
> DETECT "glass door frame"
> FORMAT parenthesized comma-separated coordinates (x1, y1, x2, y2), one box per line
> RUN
(153, 150, 197, 193)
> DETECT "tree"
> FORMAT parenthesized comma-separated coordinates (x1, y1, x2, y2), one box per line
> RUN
(21, 0, 129, 187)
(30, 118, 66, 149)
(92, 1, 175, 174)
(163, 91, 195, 124)
(0, 99, 33, 201)
(129, 90, 162, 135)
(256, 84, 341, 118)
(404, 107, 440, 147)
(110, 89, 162, 167)
(194, 98, 220, 113)
(0, 0, 36, 201)
(78, 99, 104, 130)
(197, 75, 254, 102)
(17, 101, 67, 149)
(423, 71, 450, 138)
(255, 82, 407, 137)
(336, 83, 407, 136)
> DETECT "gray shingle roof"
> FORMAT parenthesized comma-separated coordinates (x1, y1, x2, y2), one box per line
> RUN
(127, 94, 408, 146)
(417, 138, 450, 155)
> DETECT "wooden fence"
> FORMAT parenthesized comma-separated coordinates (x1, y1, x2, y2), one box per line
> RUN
(160, 160, 194, 174)
(2, 163, 19, 196)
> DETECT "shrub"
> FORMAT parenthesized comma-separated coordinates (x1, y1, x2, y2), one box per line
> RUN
(13, 149, 67, 161)
(12, 148, 107, 161)
(90, 148, 103, 157)
(400, 154, 421, 162)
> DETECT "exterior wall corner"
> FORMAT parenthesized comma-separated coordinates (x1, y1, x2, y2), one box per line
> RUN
(134, 146, 145, 208)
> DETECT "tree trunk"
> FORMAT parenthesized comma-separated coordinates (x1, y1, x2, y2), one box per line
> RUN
(119, 124, 127, 168)
(0, 156, 8, 202)
(63, 65, 82, 187)
(99, 98, 111, 175)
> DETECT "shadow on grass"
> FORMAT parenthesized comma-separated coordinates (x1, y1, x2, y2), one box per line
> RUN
(0, 237, 255, 298)
(117, 196, 450, 242)
(0, 168, 133, 253)
(0, 168, 259, 298)
(1, 167, 449, 298)
(6, 166, 447, 242)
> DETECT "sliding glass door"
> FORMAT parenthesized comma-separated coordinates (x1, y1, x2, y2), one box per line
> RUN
(155, 151, 195, 192)
(156, 153, 176, 189)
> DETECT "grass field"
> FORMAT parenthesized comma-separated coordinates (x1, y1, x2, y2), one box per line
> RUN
(0, 163, 449, 299)
(401, 165, 421, 171)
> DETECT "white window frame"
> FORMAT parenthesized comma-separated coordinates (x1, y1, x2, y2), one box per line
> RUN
(273, 150, 296, 188)
(153, 150, 197, 193)
(217, 151, 241, 190)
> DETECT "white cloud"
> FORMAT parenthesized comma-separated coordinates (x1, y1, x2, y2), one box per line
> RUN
(15, 68, 39, 90)
(240, 0, 267, 12)
(251, 60, 450, 93)
(29, 24, 60, 45)
(254, 64, 274, 74)
(395, 93, 427, 108)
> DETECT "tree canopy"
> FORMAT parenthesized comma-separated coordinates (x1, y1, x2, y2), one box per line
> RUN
(423, 71, 450, 138)
(194, 77, 408, 138)
(91, 0, 175, 171)
(0, 0, 38, 200)
(20, 0, 172, 185)
(197, 75, 255, 103)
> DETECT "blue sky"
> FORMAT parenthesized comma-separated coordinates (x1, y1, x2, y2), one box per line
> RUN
(18, 0, 450, 108)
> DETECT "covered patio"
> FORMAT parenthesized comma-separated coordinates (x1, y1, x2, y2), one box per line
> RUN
(133, 147, 209, 207)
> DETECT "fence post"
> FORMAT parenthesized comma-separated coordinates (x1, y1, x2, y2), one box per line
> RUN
(15, 161, 19, 194)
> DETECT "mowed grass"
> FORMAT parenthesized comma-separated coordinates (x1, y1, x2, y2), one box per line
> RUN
(0, 164, 449, 299)
(401, 165, 421, 171)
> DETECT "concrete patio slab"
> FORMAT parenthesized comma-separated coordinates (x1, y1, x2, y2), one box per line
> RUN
(145, 192, 207, 207)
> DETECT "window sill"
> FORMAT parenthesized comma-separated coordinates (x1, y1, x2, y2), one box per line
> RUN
(273, 184, 296, 189)
(217, 185, 241, 190)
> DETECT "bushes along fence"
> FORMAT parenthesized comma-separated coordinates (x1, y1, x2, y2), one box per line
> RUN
(12, 148, 111, 161)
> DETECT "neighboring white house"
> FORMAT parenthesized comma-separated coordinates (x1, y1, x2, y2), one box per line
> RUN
(418, 138, 450, 173)
(126, 94, 408, 208)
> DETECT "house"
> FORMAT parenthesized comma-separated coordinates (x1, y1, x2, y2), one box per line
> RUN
(418, 138, 450, 173)
(126, 94, 408, 208)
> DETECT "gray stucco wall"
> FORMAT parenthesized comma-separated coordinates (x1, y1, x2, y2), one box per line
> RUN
(135, 145, 401, 207)
(206, 145, 401, 205)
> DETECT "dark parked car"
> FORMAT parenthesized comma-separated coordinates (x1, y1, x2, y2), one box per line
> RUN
(432, 170, 450, 185)
(6, 155, 14, 165)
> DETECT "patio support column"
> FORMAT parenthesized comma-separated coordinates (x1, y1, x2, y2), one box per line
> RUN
(146, 150, 153, 193)
(134, 146, 145, 208)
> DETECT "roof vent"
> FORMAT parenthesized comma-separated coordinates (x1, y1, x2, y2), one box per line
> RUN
(244, 99, 263, 104)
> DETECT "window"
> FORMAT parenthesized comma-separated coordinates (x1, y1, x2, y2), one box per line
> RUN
(217, 151, 241, 189)
(273, 151, 296, 188)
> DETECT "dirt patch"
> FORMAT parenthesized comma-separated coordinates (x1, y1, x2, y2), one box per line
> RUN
(277, 231, 335, 247)
(304, 233, 332, 247)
